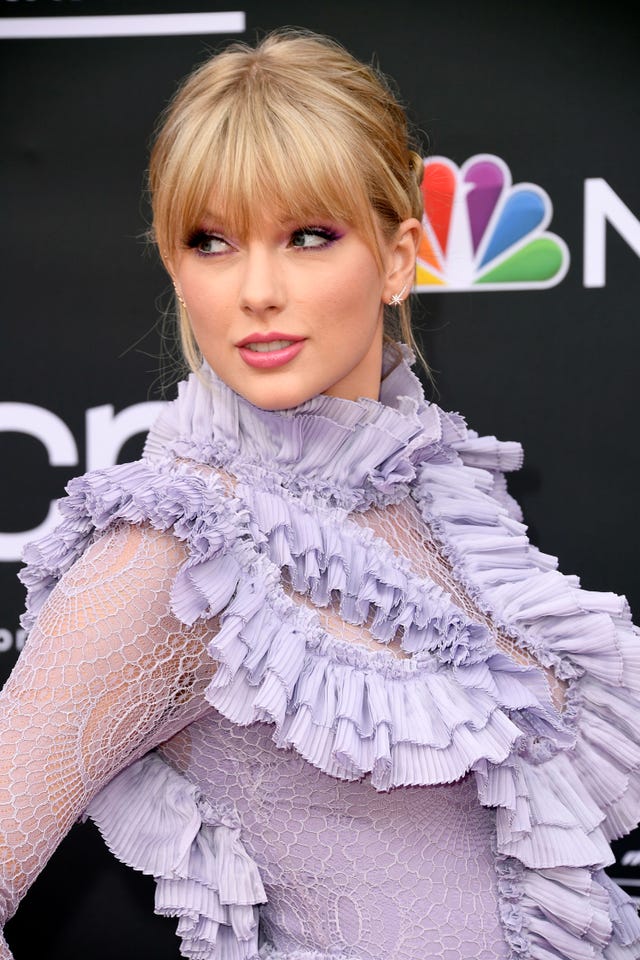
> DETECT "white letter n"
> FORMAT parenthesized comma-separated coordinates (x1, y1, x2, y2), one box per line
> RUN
(584, 178, 640, 287)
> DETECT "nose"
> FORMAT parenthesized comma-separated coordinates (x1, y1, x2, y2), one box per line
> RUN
(239, 242, 286, 317)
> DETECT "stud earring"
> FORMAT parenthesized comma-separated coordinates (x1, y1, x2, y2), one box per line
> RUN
(389, 283, 409, 307)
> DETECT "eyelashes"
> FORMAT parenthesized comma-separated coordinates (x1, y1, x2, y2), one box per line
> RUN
(184, 229, 229, 255)
(183, 225, 343, 256)
(290, 226, 343, 249)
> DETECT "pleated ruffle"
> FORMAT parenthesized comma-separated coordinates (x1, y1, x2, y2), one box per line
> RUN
(87, 753, 266, 960)
(19, 349, 640, 959)
(206, 570, 556, 788)
(144, 348, 467, 511)
(242, 480, 495, 659)
(19, 459, 250, 632)
(413, 432, 640, 958)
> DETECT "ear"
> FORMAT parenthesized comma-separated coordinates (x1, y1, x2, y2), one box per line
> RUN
(381, 218, 422, 305)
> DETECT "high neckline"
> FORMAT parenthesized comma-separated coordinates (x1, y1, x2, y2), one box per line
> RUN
(144, 344, 468, 509)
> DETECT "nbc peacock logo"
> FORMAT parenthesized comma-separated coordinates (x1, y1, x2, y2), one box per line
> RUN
(415, 154, 570, 291)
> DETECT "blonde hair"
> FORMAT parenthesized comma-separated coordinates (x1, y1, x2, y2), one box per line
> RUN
(149, 29, 425, 372)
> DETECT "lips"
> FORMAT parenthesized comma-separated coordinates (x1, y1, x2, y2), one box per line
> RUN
(236, 333, 306, 370)
(236, 331, 304, 347)
(244, 338, 297, 353)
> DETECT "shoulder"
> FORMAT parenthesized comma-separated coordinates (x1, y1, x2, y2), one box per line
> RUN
(19, 457, 248, 633)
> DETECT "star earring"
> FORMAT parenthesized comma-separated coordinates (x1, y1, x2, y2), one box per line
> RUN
(389, 283, 409, 306)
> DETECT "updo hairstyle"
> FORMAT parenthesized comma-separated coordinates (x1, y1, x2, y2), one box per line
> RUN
(149, 29, 425, 372)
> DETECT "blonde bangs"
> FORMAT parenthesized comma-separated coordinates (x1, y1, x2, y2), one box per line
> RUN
(154, 83, 381, 262)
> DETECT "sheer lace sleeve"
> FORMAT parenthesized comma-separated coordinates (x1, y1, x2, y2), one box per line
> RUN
(0, 523, 218, 959)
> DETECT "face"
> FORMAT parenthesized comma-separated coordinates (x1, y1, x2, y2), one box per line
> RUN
(170, 203, 398, 411)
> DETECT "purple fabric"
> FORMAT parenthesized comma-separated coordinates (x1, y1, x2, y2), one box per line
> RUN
(18, 346, 640, 959)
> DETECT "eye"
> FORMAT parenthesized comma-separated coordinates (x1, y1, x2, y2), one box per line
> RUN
(289, 226, 341, 250)
(184, 230, 231, 256)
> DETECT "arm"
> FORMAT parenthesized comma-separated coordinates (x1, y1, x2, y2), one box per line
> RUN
(0, 522, 217, 958)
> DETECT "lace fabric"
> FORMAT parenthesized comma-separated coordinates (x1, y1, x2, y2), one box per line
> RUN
(0, 483, 565, 960)
(2, 351, 640, 959)
(349, 497, 566, 709)
(0, 524, 216, 958)
(0, 487, 546, 960)
(158, 714, 508, 960)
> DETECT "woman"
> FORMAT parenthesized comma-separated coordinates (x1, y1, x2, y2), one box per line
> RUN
(1, 29, 640, 960)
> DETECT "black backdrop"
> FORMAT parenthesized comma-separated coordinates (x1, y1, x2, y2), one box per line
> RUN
(1, 1, 639, 956)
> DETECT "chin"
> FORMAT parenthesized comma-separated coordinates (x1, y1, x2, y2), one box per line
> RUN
(232, 382, 316, 412)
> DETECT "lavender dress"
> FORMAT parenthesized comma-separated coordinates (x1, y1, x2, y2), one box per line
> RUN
(2, 349, 640, 959)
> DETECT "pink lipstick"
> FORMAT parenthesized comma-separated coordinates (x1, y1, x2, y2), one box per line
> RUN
(237, 333, 305, 369)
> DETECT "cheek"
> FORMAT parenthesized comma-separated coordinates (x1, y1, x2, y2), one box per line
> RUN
(323, 252, 383, 309)
(183, 278, 230, 340)
(178, 261, 217, 306)
(328, 260, 385, 334)
(186, 278, 216, 314)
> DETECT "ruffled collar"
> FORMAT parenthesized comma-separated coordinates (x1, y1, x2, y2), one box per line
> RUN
(144, 344, 468, 509)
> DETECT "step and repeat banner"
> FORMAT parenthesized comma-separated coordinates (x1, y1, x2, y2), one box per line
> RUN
(1, 1, 639, 956)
